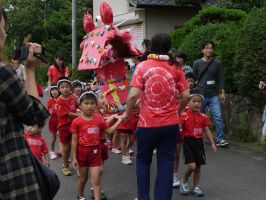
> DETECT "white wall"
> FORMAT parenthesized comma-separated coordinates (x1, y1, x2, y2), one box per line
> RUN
(93, 0, 130, 19)
(145, 7, 197, 39)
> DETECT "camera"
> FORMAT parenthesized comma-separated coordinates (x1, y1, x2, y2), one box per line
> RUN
(12, 46, 48, 64)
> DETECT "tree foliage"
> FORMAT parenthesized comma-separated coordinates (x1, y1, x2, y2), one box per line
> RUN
(233, 8, 266, 103)
(169, 6, 246, 49)
(178, 23, 238, 93)
(0, 0, 94, 82)
(1, 0, 92, 65)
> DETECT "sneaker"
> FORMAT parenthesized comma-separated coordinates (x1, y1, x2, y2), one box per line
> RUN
(173, 175, 181, 188)
(111, 148, 121, 154)
(191, 186, 204, 197)
(180, 179, 190, 195)
(50, 151, 57, 160)
(216, 139, 229, 147)
(56, 152, 62, 157)
(129, 149, 134, 155)
(122, 155, 133, 165)
(62, 167, 72, 176)
(77, 196, 87, 200)
(153, 149, 157, 155)
(91, 189, 107, 200)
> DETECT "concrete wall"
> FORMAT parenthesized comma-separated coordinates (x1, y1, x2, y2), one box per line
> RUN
(93, 0, 131, 19)
(145, 7, 197, 39)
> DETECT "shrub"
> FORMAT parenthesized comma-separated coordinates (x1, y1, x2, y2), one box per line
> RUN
(35, 65, 49, 84)
(177, 22, 239, 93)
(170, 6, 246, 48)
(233, 113, 256, 143)
(233, 8, 266, 104)
(69, 67, 94, 82)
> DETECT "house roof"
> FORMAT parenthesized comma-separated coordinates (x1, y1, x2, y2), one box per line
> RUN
(128, 0, 177, 8)
(128, 0, 217, 8)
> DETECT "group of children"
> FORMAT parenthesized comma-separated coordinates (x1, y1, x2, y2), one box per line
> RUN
(23, 52, 220, 199)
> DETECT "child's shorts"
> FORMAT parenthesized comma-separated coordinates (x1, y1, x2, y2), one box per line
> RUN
(77, 144, 102, 167)
(48, 117, 58, 133)
(183, 137, 206, 165)
(100, 140, 109, 161)
(58, 126, 71, 143)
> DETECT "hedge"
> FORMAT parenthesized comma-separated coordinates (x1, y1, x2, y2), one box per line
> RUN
(169, 6, 246, 49)
(233, 8, 266, 103)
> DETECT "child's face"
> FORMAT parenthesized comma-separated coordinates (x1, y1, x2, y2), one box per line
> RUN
(187, 77, 196, 89)
(79, 99, 97, 116)
(176, 57, 185, 65)
(59, 82, 71, 96)
(51, 89, 59, 98)
(28, 124, 43, 135)
(189, 95, 202, 113)
(73, 86, 82, 96)
(91, 84, 97, 91)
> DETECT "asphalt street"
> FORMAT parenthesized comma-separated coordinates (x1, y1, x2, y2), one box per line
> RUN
(40, 91, 266, 200)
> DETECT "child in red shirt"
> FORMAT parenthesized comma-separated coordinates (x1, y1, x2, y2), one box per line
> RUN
(71, 92, 122, 200)
(46, 83, 60, 160)
(24, 122, 49, 166)
(72, 80, 83, 100)
(179, 88, 216, 197)
(173, 72, 197, 187)
(57, 78, 79, 176)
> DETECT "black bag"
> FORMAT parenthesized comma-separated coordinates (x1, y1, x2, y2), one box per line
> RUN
(29, 152, 60, 200)
(195, 58, 215, 87)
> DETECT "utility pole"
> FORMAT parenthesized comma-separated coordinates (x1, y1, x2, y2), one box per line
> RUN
(72, 0, 77, 69)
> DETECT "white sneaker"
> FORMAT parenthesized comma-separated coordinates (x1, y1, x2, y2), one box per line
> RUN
(129, 149, 134, 154)
(112, 148, 121, 154)
(122, 155, 133, 165)
(50, 151, 57, 160)
(153, 149, 157, 155)
(173, 175, 181, 187)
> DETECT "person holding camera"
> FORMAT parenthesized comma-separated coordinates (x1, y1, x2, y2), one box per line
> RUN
(0, 7, 50, 199)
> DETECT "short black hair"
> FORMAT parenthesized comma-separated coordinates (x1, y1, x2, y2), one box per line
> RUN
(72, 81, 82, 88)
(190, 88, 203, 97)
(175, 51, 187, 62)
(201, 40, 215, 50)
(57, 77, 72, 87)
(35, 120, 45, 128)
(79, 92, 98, 104)
(185, 72, 197, 81)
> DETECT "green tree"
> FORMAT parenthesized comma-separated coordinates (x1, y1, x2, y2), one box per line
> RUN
(233, 8, 266, 103)
(0, 0, 93, 81)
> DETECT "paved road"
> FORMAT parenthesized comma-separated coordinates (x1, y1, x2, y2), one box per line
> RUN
(40, 92, 266, 200)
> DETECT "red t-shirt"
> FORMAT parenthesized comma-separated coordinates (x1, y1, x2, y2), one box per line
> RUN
(47, 65, 69, 84)
(130, 59, 189, 128)
(56, 96, 78, 129)
(24, 133, 48, 161)
(46, 98, 58, 119)
(180, 109, 211, 139)
(70, 113, 108, 147)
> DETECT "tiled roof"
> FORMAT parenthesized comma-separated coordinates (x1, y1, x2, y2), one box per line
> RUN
(128, 0, 176, 7)
(128, 0, 217, 7)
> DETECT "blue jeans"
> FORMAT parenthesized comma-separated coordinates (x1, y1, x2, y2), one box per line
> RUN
(136, 125, 179, 200)
(202, 95, 225, 143)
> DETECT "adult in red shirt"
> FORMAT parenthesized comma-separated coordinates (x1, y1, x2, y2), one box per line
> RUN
(47, 53, 69, 86)
(121, 33, 190, 200)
